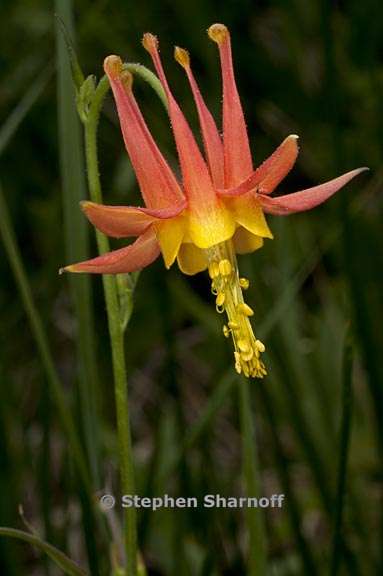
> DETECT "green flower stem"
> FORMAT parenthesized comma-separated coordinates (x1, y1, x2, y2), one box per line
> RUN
(0, 183, 90, 493)
(83, 84, 136, 575)
(91, 63, 167, 121)
(79, 62, 166, 575)
(124, 64, 167, 109)
(78, 64, 167, 576)
(238, 378, 267, 575)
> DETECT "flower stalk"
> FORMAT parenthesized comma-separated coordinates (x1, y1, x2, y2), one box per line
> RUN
(82, 77, 137, 576)
(77, 61, 167, 574)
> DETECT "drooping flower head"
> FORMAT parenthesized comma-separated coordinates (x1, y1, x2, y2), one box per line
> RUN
(62, 24, 367, 378)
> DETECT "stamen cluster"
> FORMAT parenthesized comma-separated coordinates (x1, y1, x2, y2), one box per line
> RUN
(206, 243, 267, 378)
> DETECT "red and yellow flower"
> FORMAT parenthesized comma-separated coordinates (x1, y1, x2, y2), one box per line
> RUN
(62, 24, 366, 378)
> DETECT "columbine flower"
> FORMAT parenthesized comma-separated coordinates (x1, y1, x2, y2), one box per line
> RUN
(62, 23, 367, 378)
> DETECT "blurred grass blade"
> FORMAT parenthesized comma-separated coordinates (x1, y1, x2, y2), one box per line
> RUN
(330, 331, 354, 576)
(169, 275, 220, 335)
(258, 247, 322, 339)
(55, 0, 101, 487)
(183, 372, 236, 452)
(258, 380, 318, 574)
(268, 335, 360, 574)
(0, 182, 90, 490)
(159, 372, 236, 483)
(0, 528, 88, 576)
(54, 12, 84, 89)
(238, 378, 267, 575)
(0, 66, 52, 157)
(55, 4, 105, 574)
(0, 368, 22, 576)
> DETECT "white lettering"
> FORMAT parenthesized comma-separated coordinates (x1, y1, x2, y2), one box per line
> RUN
(204, 495, 216, 508)
(121, 495, 134, 508)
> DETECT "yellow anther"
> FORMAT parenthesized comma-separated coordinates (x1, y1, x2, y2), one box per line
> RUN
(234, 352, 242, 374)
(237, 339, 250, 353)
(237, 303, 254, 317)
(255, 340, 265, 353)
(216, 292, 225, 307)
(208, 262, 220, 279)
(205, 242, 266, 379)
(174, 46, 190, 68)
(104, 55, 123, 79)
(208, 23, 229, 44)
(142, 33, 158, 53)
(241, 349, 254, 362)
(218, 259, 232, 276)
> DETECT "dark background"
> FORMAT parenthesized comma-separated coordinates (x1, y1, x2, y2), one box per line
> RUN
(0, 0, 382, 574)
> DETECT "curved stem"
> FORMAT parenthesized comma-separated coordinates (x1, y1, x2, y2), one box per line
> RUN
(124, 64, 167, 109)
(92, 62, 167, 124)
(83, 83, 136, 576)
(81, 63, 166, 574)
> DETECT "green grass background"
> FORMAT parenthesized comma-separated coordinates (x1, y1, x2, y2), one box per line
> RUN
(0, 0, 382, 574)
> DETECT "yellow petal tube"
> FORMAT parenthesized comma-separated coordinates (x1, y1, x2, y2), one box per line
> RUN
(225, 194, 273, 239)
(177, 243, 207, 275)
(155, 216, 185, 268)
(187, 198, 236, 249)
(232, 227, 264, 255)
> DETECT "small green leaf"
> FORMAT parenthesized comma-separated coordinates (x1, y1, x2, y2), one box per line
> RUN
(77, 75, 97, 122)
(116, 271, 140, 332)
